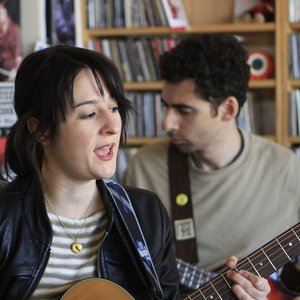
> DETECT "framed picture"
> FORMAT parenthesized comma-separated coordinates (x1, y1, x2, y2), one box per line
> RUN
(47, 0, 76, 45)
(0, 0, 22, 82)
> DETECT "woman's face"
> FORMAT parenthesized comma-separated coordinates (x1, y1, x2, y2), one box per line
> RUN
(43, 68, 122, 182)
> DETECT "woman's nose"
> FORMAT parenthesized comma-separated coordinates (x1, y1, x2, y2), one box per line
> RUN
(98, 110, 121, 136)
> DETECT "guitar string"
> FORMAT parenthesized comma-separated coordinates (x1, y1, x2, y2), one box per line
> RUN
(186, 224, 300, 300)
(182, 227, 300, 298)
(187, 227, 300, 300)
(183, 223, 300, 300)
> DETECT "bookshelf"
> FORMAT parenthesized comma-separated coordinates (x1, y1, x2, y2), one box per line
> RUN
(281, 0, 300, 146)
(79, 0, 290, 147)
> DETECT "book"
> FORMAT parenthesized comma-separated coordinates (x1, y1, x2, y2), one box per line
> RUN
(160, 0, 189, 29)
(117, 39, 133, 82)
(289, 90, 297, 135)
(135, 39, 151, 81)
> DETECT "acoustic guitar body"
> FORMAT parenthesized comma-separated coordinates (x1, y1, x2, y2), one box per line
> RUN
(61, 278, 134, 300)
(268, 279, 291, 300)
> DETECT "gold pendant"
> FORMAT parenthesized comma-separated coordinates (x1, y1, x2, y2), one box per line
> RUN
(71, 242, 83, 254)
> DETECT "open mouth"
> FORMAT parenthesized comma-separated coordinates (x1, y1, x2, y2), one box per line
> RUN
(94, 144, 114, 160)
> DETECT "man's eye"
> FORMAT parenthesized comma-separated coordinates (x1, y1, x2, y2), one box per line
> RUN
(178, 108, 191, 115)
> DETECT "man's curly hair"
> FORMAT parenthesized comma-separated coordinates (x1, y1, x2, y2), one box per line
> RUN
(159, 33, 250, 115)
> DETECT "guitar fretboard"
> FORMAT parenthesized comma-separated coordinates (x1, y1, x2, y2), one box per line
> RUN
(184, 222, 300, 300)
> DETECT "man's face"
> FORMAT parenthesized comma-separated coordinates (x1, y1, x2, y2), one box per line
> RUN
(161, 79, 224, 154)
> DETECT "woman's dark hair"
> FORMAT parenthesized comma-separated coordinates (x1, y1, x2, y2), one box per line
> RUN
(159, 33, 250, 116)
(4, 44, 132, 178)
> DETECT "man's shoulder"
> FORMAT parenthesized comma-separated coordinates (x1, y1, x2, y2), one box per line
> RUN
(248, 132, 300, 164)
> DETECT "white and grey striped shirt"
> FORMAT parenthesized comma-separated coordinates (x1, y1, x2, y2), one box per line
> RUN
(30, 210, 108, 300)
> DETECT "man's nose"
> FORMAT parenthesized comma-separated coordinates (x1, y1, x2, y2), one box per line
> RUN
(163, 109, 179, 131)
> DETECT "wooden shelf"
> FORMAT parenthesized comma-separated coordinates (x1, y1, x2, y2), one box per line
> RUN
(126, 135, 276, 146)
(288, 136, 300, 144)
(124, 79, 275, 91)
(85, 23, 275, 38)
(80, 0, 289, 147)
(290, 22, 300, 30)
(127, 137, 165, 146)
(290, 80, 300, 88)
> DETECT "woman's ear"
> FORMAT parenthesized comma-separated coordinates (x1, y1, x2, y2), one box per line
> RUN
(27, 117, 39, 134)
(220, 96, 239, 121)
(27, 117, 49, 145)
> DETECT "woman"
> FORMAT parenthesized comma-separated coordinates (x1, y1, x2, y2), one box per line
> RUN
(0, 45, 270, 299)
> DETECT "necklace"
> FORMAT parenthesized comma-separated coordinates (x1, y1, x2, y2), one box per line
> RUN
(44, 194, 94, 254)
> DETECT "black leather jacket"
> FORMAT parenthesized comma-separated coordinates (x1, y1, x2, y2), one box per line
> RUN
(0, 175, 180, 300)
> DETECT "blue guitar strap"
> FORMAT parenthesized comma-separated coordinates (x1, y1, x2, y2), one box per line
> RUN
(104, 179, 163, 299)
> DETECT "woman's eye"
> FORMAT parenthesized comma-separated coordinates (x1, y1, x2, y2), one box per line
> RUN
(111, 106, 119, 113)
(82, 112, 96, 119)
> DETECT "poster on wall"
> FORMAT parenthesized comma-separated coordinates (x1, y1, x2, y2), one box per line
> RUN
(0, 0, 22, 82)
(47, 0, 76, 45)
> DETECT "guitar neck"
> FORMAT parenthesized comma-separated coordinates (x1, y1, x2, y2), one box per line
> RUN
(184, 222, 300, 300)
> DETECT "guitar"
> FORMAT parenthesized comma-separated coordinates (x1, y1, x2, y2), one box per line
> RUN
(61, 278, 134, 299)
(176, 259, 291, 300)
(62, 222, 300, 299)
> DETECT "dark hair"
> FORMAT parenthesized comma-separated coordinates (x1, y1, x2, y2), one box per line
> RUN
(5, 44, 132, 178)
(159, 33, 250, 115)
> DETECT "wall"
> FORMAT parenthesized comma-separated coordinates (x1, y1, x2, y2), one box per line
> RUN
(20, 0, 46, 56)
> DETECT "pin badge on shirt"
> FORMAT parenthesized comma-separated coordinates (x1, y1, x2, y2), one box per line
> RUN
(176, 193, 188, 206)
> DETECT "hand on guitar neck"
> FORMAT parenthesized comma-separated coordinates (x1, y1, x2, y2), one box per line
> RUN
(176, 222, 300, 300)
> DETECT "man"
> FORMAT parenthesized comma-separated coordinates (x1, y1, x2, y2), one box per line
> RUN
(123, 34, 300, 297)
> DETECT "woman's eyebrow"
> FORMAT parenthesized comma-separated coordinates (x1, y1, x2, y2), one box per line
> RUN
(73, 99, 98, 108)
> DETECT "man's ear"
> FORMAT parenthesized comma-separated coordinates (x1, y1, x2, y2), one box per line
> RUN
(27, 117, 49, 145)
(220, 96, 239, 121)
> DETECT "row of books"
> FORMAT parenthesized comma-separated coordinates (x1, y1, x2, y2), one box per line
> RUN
(289, 0, 300, 23)
(289, 33, 300, 79)
(126, 91, 166, 137)
(86, 0, 189, 29)
(87, 37, 177, 82)
(124, 90, 275, 139)
(289, 89, 300, 136)
(237, 91, 275, 136)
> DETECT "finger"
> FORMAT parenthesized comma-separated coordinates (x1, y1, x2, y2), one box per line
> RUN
(227, 270, 270, 300)
(226, 255, 239, 268)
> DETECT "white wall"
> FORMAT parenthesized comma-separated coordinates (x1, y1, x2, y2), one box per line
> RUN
(20, 0, 46, 56)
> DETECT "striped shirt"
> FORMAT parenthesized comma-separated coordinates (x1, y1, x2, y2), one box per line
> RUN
(30, 210, 108, 300)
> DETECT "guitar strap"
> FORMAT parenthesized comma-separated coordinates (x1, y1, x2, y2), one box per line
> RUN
(104, 179, 163, 299)
(168, 143, 199, 264)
